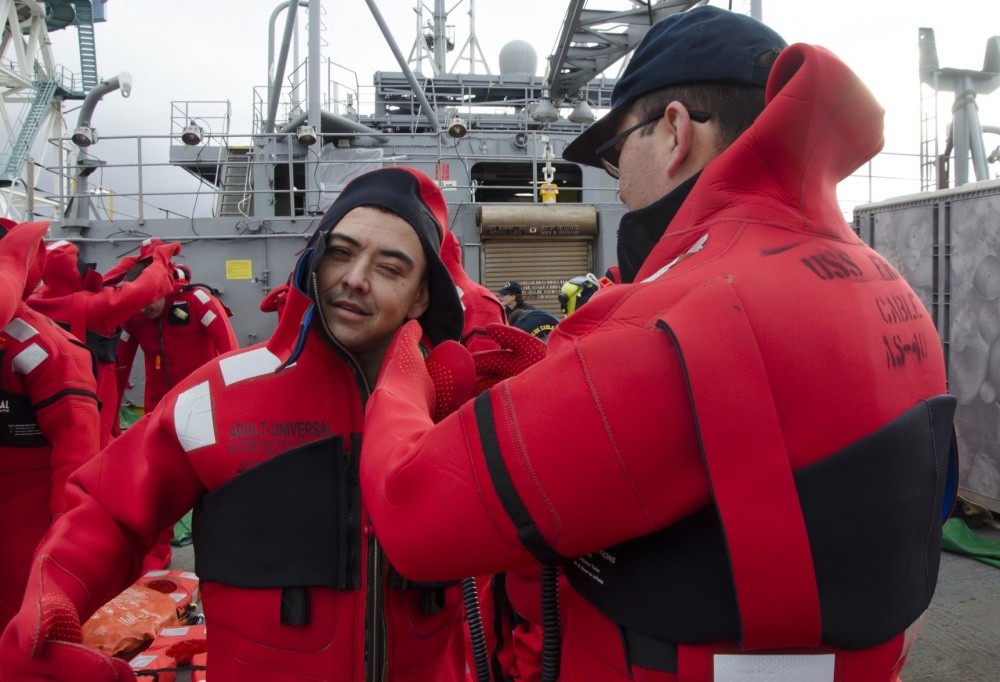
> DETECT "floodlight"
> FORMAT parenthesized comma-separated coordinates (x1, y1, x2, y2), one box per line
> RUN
(180, 122, 203, 146)
(72, 126, 97, 147)
(296, 124, 318, 146)
(568, 99, 595, 124)
(531, 99, 559, 124)
(447, 117, 468, 139)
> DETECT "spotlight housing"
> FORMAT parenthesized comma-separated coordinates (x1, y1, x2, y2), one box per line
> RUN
(447, 117, 468, 139)
(72, 126, 97, 148)
(180, 122, 203, 146)
(296, 124, 318, 146)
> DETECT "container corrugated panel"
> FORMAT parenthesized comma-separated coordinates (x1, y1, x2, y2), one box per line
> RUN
(855, 178, 1000, 511)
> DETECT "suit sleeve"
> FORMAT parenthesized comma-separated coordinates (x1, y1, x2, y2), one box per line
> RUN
(86, 258, 175, 329)
(17, 329, 100, 517)
(189, 289, 239, 355)
(34, 400, 207, 620)
(361, 323, 708, 581)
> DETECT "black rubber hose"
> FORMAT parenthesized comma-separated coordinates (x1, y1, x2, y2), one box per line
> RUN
(461, 577, 493, 682)
(540, 565, 561, 682)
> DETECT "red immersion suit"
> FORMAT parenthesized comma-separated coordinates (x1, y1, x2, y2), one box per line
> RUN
(0, 221, 100, 631)
(0, 167, 471, 681)
(361, 44, 955, 681)
(116, 283, 238, 412)
(27, 240, 177, 444)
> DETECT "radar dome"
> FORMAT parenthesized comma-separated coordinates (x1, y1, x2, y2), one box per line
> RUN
(499, 40, 538, 77)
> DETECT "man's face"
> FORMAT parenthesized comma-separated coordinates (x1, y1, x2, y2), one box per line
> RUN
(499, 292, 516, 310)
(315, 206, 430, 368)
(614, 109, 671, 211)
(141, 297, 166, 319)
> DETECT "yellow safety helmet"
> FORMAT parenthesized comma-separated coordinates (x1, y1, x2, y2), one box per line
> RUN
(559, 273, 602, 315)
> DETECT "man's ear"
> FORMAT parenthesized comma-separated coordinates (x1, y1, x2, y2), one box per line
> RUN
(664, 101, 694, 178)
(406, 279, 430, 320)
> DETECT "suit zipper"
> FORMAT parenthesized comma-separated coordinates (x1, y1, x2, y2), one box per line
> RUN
(311, 273, 387, 680)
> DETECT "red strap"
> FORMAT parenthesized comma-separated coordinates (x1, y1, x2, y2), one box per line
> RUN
(662, 278, 821, 649)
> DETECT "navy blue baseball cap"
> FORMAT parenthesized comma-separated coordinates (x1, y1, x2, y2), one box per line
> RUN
(562, 6, 787, 168)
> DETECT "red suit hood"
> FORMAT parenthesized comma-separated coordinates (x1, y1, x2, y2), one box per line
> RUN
(0, 221, 49, 327)
(36, 239, 103, 297)
(267, 166, 465, 365)
(636, 43, 884, 281)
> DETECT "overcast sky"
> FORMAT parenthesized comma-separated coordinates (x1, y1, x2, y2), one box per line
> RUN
(42, 0, 1000, 209)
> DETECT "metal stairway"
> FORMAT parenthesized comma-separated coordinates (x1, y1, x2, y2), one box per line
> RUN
(0, 79, 58, 186)
(545, 0, 700, 104)
(73, 0, 99, 94)
(217, 147, 254, 216)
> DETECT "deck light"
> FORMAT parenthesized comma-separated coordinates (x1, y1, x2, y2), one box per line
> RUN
(181, 122, 203, 146)
(297, 124, 318, 146)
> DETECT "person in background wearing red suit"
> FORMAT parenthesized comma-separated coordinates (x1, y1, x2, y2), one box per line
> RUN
(0, 219, 100, 633)
(0, 167, 472, 681)
(112, 242, 239, 572)
(440, 229, 506, 352)
(27, 238, 179, 445)
(115, 245, 239, 415)
(259, 281, 290, 320)
(360, 7, 957, 682)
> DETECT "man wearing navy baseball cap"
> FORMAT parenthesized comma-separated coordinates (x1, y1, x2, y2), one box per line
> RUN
(361, 6, 955, 682)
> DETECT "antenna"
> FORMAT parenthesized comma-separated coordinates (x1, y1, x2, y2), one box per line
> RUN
(407, 2, 436, 75)
(451, 0, 492, 75)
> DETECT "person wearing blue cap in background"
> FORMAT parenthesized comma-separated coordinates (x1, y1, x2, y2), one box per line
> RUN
(496, 281, 535, 322)
(360, 6, 956, 681)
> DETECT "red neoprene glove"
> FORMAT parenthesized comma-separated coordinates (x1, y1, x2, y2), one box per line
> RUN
(150, 241, 182, 266)
(0, 556, 136, 681)
(470, 323, 547, 393)
(375, 320, 476, 423)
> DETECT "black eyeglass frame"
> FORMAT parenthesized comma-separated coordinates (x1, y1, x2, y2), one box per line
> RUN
(595, 109, 711, 179)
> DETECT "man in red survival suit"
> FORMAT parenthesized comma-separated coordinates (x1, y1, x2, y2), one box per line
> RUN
(112, 243, 240, 572)
(0, 220, 100, 633)
(27, 238, 179, 445)
(0, 167, 472, 682)
(115, 245, 239, 414)
(359, 8, 958, 682)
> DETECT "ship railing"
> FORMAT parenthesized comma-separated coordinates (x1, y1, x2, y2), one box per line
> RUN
(251, 58, 363, 134)
(10, 129, 927, 224)
(170, 101, 232, 143)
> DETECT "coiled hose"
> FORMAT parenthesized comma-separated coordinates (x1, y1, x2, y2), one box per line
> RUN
(461, 576, 492, 682)
(540, 565, 561, 682)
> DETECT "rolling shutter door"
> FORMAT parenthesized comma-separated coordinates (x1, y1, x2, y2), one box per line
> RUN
(482, 239, 593, 315)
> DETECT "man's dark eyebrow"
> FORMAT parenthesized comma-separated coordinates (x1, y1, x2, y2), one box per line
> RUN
(327, 232, 416, 269)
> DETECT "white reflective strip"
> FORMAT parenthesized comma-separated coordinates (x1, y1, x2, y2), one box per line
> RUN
(130, 655, 157, 668)
(174, 381, 216, 453)
(219, 347, 280, 386)
(200, 310, 217, 327)
(142, 238, 153, 246)
(46, 240, 71, 251)
(159, 626, 191, 636)
(641, 233, 709, 283)
(714, 654, 834, 682)
(12, 343, 47, 375)
(121, 330, 131, 342)
(455, 285, 467, 311)
(193, 289, 211, 304)
(3, 317, 38, 342)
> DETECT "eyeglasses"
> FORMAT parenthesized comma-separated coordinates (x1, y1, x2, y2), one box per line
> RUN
(595, 109, 711, 179)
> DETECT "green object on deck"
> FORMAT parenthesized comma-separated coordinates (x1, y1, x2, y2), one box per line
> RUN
(941, 517, 1000, 569)
(172, 509, 193, 547)
(119, 404, 144, 431)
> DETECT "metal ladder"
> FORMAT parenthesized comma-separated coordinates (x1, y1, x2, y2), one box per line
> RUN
(217, 147, 254, 216)
(74, 0, 99, 93)
(0, 80, 59, 186)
